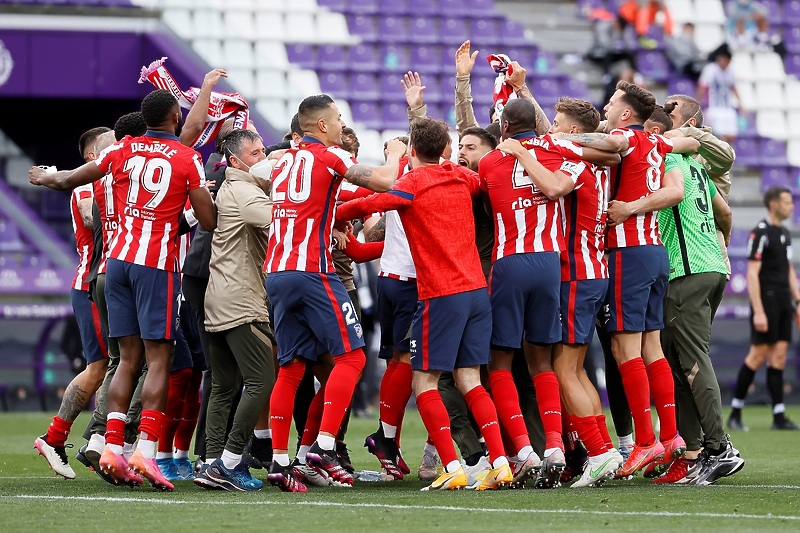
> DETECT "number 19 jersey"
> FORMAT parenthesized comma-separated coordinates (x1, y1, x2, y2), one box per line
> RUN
(94, 131, 204, 272)
(607, 127, 673, 249)
(265, 138, 357, 274)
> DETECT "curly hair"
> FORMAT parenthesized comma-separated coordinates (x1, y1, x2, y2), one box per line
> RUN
(140, 89, 179, 128)
(113, 112, 147, 141)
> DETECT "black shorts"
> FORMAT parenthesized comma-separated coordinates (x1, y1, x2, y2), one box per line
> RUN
(751, 291, 794, 345)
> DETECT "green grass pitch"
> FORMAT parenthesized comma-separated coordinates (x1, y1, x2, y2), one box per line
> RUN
(1, 407, 799, 532)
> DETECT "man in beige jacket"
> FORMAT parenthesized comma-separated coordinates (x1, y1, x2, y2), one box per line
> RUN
(195, 129, 275, 491)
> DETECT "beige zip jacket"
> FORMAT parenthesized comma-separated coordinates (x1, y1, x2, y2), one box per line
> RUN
(205, 166, 272, 332)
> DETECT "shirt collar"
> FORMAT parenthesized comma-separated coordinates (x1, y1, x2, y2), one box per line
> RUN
(510, 130, 538, 141)
(144, 130, 180, 141)
(300, 135, 325, 146)
(626, 124, 644, 131)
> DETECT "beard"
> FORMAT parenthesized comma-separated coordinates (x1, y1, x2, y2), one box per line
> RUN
(175, 115, 184, 138)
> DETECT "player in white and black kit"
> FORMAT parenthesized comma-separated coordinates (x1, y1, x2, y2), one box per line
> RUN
(728, 187, 800, 431)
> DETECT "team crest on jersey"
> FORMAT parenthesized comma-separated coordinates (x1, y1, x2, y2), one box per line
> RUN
(354, 323, 363, 338)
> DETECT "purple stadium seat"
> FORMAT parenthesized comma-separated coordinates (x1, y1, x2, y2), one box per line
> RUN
(421, 74, 443, 103)
(468, 0, 496, 15)
(378, 16, 408, 43)
(349, 44, 380, 71)
(761, 166, 793, 192)
(637, 50, 670, 81)
(472, 74, 498, 104)
(733, 137, 760, 167)
(439, 0, 464, 12)
(785, 26, 800, 54)
(439, 17, 470, 46)
(410, 45, 441, 74)
(317, 0, 347, 9)
(498, 19, 529, 46)
(531, 77, 562, 102)
(408, 17, 439, 44)
(345, 0, 379, 14)
(0, 221, 26, 252)
(379, 72, 407, 102)
(787, 0, 800, 23)
(381, 102, 410, 130)
(286, 44, 317, 69)
(381, 44, 412, 72)
(352, 101, 383, 129)
(726, 227, 751, 259)
(667, 77, 696, 98)
(318, 45, 347, 72)
(378, 0, 409, 15)
(563, 78, 590, 100)
(726, 257, 748, 296)
(408, 0, 440, 16)
(319, 70, 349, 99)
(350, 72, 380, 100)
(762, 0, 784, 25)
(347, 14, 379, 40)
(786, 54, 800, 77)
(759, 139, 789, 166)
(471, 18, 502, 48)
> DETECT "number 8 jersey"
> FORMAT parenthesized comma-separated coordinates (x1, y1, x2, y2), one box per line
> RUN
(607, 126, 673, 249)
(93, 131, 204, 272)
(265, 138, 357, 274)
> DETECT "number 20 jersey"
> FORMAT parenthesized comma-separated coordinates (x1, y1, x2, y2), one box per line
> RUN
(265, 139, 357, 274)
(606, 127, 673, 249)
(94, 132, 204, 272)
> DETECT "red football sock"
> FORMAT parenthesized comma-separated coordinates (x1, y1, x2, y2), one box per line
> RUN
(380, 361, 412, 430)
(618, 358, 655, 446)
(489, 369, 530, 454)
(532, 371, 564, 451)
(139, 410, 164, 442)
(159, 368, 191, 453)
(646, 358, 677, 442)
(319, 348, 365, 437)
(174, 369, 202, 451)
(572, 415, 608, 457)
(464, 386, 506, 464)
(46, 416, 73, 448)
(595, 414, 614, 449)
(105, 416, 126, 447)
(270, 359, 306, 451)
(416, 390, 459, 468)
(301, 386, 325, 447)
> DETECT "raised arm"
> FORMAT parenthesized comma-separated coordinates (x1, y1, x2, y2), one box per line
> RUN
(454, 40, 481, 132)
(343, 139, 407, 192)
(505, 61, 551, 135)
(607, 167, 684, 226)
(403, 71, 427, 122)
(180, 68, 228, 147)
(29, 162, 104, 191)
(496, 138, 575, 199)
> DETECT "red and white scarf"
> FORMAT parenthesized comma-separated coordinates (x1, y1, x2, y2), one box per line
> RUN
(138, 57, 249, 149)
(487, 53, 517, 118)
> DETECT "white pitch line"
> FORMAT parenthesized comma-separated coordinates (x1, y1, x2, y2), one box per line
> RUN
(8, 495, 800, 522)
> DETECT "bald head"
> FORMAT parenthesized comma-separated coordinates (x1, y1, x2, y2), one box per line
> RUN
(93, 131, 116, 160)
(500, 99, 539, 139)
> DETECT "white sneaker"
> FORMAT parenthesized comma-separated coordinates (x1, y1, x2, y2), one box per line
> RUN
(510, 450, 541, 484)
(571, 450, 621, 488)
(292, 459, 331, 487)
(85, 433, 105, 467)
(34, 436, 76, 479)
(463, 456, 491, 490)
(417, 450, 440, 481)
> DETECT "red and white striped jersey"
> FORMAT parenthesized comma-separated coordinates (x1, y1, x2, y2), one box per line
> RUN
(92, 174, 117, 275)
(70, 184, 94, 291)
(560, 164, 610, 281)
(479, 133, 585, 261)
(94, 131, 204, 272)
(606, 126, 673, 249)
(265, 138, 357, 274)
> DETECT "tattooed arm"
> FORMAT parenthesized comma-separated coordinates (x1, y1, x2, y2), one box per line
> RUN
(344, 139, 406, 192)
(365, 215, 387, 242)
(551, 132, 629, 153)
(505, 61, 551, 135)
